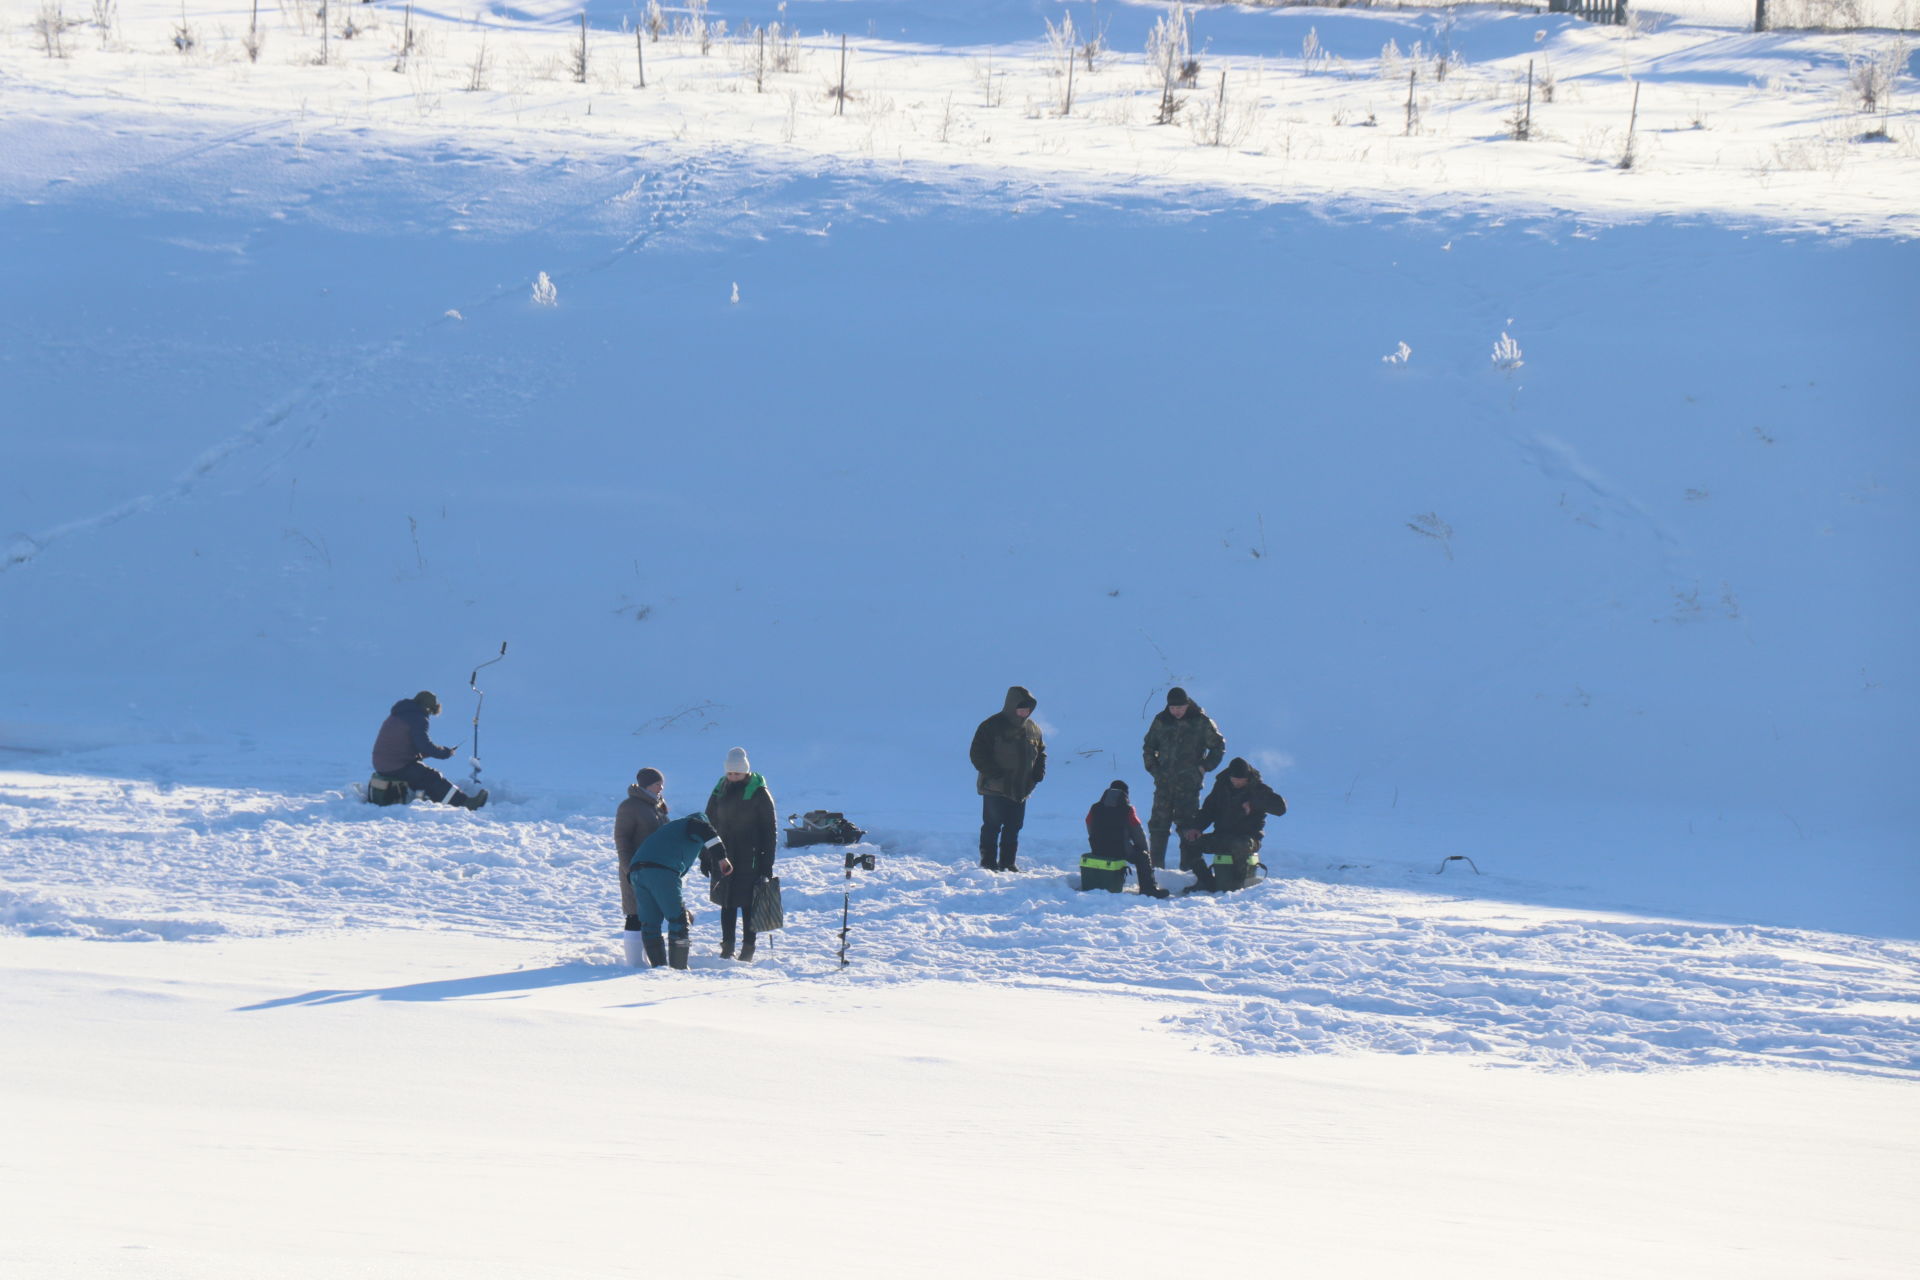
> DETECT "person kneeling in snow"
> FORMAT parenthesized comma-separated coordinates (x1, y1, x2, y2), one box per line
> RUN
(1086, 780, 1168, 898)
(1180, 757, 1285, 891)
(370, 691, 488, 810)
(628, 814, 727, 971)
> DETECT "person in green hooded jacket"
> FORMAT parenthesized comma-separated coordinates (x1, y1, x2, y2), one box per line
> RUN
(1142, 687, 1225, 869)
(705, 746, 777, 961)
(969, 685, 1045, 872)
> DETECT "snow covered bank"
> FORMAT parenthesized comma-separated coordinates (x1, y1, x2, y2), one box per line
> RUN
(4, 928, 1917, 1278)
(4, 2, 1917, 232)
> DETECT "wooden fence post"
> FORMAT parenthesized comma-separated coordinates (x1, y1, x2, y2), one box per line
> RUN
(836, 33, 847, 116)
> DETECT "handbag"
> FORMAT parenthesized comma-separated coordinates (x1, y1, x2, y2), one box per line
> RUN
(707, 874, 727, 906)
(748, 876, 784, 932)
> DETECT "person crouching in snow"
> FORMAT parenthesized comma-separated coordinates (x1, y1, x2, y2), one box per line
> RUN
(1181, 757, 1286, 891)
(370, 691, 487, 810)
(628, 814, 727, 970)
(1086, 780, 1169, 898)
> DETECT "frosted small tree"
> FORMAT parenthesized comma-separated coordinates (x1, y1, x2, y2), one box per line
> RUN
(91, 0, 116, 50)
(171, 2, 196, 54)
(1301, 27, 1323, 75)
(466, 32, 490, 90)
(1147, 3, 1192, 125)
(1045, 11, 1079, 114)
(532, 272, 559, 306)
(34, 2, 71, 57)
(569, 12, 588, 84)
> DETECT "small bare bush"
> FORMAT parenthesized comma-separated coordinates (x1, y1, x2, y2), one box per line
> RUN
(465, 34, 489, 91)
(34, 2, 73, 57)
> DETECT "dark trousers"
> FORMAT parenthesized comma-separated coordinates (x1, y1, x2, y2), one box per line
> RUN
(1122, 848, 1162, 894)
(1185, 833, 1260, 891)
(396, 761, 454, 804)
(979, 795, 1026, 869)
(720, 905, 757, 956)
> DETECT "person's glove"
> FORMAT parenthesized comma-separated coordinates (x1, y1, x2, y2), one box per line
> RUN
(624, 914, 641, 931)
(437, 745, 456, 759)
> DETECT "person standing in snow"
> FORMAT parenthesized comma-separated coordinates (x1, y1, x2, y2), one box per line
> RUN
(614, 767, 669, 930)
(369, 691, 488, 810)
(969, 685, 1046, 872)
(704, 747, 777, 962)
(628, 814, 727, 970)
(1086, 780, 1168, 898)
(1141, 687, 1224, 870)
(1181, 757, 1286, 892)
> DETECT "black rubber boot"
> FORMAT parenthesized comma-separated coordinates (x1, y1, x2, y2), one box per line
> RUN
(668, 935, 690, 970)
(739, 931, 757, 963)
(642, 933, 667, 967)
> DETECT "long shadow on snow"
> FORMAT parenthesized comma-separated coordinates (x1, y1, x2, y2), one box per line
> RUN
(236, 962, 628, 1009)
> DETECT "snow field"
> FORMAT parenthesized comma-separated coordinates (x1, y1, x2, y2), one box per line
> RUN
(6, 770, 1916, 1073)
(3, 2, 1918, 1272)
(4, 926, 1917, 1278)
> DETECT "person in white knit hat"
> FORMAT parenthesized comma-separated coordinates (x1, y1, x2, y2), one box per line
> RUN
(703, 747, 777, 960)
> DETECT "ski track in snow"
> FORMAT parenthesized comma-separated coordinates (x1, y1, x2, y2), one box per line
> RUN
(5, 771, 1915, 1077)
(1, 146, 735, 576)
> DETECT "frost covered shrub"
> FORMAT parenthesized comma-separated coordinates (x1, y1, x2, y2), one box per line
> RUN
(1491, 332, 1524, 370)
(531, 272, 559, 307)
(1848, 45, 1903, 114)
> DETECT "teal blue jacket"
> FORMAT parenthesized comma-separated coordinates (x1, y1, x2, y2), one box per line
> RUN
(630, 816, 723, 881)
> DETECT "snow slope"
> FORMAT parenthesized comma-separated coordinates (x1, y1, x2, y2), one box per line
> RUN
(1, 3, 1917, 1274)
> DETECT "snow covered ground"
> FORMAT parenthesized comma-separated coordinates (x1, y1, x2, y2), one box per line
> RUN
(3, 1, 1918, 1274)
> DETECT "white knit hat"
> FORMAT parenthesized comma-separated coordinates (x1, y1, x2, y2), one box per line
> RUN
(724, 747, 752, 775)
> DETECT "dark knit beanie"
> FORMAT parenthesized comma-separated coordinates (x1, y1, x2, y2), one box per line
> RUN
(1225, 757, 1252, 779)
(635, 767, 664, 790)
(1167, 687, 1190, 706)
(414, 690, 441, 714)
(1109, 779, 1129, 793)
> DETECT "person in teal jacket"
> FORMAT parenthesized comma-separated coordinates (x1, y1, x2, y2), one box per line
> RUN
(627, 814, 728, 970)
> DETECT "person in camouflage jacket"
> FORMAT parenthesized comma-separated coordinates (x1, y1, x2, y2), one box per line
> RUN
(1141, 687, 1224, 868)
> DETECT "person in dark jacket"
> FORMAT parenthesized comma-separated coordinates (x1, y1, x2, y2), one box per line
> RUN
(369, 691, 487, 810)
(628, 814, 726, 970)
(1181, 757, 1287, 891)
(969, 685, 1046, 872)
(614, 767, 669, 929)
(1142, 687, 1225, 869)
(704, 747, 777, 961)
(1086, 780, 1169, 898)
